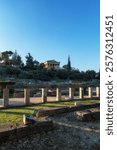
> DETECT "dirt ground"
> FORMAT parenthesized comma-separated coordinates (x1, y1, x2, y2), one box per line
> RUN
(0, 111, 100, 150)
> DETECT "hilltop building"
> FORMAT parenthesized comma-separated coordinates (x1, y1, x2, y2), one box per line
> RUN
(43, 60, 60, 70)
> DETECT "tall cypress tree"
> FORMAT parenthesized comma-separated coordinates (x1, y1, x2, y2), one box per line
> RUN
(67, 55, 71, 72)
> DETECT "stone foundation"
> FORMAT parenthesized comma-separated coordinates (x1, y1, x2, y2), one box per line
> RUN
(76, 108, 100, 121)
(0, 121, 54, 145)
(33, 103, 100, 118)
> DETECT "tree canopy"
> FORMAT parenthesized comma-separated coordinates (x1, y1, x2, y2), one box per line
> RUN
(0, 50, 99, 82)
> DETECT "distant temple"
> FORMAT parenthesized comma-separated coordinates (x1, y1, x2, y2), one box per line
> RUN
(43, 60, 60, 70)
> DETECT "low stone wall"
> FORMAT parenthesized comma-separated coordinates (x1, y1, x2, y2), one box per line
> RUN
(33, 103, 100, 117)
(0, 121, 54, 145)
(76, 108, 100, 121)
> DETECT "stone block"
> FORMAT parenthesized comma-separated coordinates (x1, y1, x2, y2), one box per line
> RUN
(56, 88, 61, 101)
(3, 88, 9, 106)
(76, 108, 100, 122)
(79, 87, 84, 99)
(24, 88, 30, 105)
(42, 88, 47, 102)
(69, 87, 74, 99)
(23, 114, 35, 125)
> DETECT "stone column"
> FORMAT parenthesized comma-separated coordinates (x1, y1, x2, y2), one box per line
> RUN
(56, 88, 61, 101)
(96, 87, 100, 97)
(42, 88, 47, 103)
(24, 88, 30, 105)
(69, 87, 74, 100)
(79, 87, 84, 99)
(88, 87, 93, 98)
(3, 88, 9, 106)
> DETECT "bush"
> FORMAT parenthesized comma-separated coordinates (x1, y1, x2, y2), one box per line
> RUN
(5, 66, 21, 77)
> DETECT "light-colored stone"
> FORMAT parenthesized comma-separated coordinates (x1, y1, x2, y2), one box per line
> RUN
(79, 87, 84, 99)
(76, 108, 100, 121)
(42, 88, 47, 102)
(24, 88, 30, 105)
(56, 88, 61, 101)
(88, 87, 93, 98)
(23, 114, 35, 125)
(96, 87, 100, 97)
(74, 102, 82, 106)
(43, 60, 60, 70)
(3, 88, 9, 106)
(69, 87, 74, 99)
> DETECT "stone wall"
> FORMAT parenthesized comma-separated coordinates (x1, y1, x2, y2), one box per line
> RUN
(76, 108, 100, 121)
(33, 103, 100, 117)
(0, 121, 54, 145)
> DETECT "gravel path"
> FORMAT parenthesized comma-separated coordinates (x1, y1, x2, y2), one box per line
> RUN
(0, 112, 100, 150)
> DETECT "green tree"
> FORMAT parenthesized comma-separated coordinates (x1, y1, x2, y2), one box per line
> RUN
(33, 60, 40, 69)
(56, 69, 68, 80)
(6, 66, 21, 77)
(85, 70, 96, 81)
(67, 55, 71, 72)
(25, 53, 34, 70)
(39, 63, 44, 69)
(62, 64, 68, 70)
(62, 55, 71, 72)
(12, 50, 23, 67)
(0, 51, 13, 65)
(95, 69, 100, 80)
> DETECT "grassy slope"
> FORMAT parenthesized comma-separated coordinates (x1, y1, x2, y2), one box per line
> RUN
(0, 99, 99, 125)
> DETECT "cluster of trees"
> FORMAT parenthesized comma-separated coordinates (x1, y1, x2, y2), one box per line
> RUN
(0, 51, 23, 66)
(0, 50, 100, 81)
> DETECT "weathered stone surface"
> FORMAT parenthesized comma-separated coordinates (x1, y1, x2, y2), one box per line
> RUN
(69, 87, 74, 99)
(0, 121, 54, 145)
(0, 112, 100, 150)
(96, 87, 100, 97)
(79, 87, 84, 99)
(76, 108, 100, 121)
(24, 88, 30, 105)
(74, 102, 82, 106)
(88, 87, 93, 98)
(23, 114, 35, 125)
(33, 103, 100, 118)
(3, 88, 9, 106)
(56, 88, 61, 101)
(41, 88, 47, 102)
(33, 107, 68, 117)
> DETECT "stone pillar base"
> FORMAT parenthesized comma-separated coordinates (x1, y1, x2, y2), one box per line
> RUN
(3, 88, 9, 107)
(42, 88, 47, 103)
(24, 88, 30, 105)
(88, 87, 93, 98)
(96, 87, 100, 97)
(69, 87, 74, 100)
(79, 87, 84, 99)
(56, 88, 61, 101)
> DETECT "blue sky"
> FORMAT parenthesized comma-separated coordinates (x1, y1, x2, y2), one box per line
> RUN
(0, 0, 100, 72)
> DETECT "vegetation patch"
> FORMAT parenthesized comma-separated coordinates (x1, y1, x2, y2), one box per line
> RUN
(0, 99, 99, 125)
